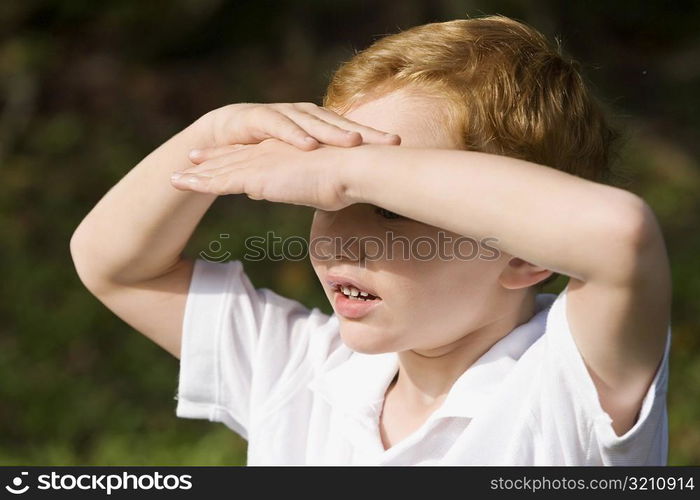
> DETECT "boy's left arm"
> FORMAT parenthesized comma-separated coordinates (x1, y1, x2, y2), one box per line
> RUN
(346, 145, 671, 437)
(173, 139, 671, 437)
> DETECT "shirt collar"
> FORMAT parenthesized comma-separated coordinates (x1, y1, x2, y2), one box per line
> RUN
(308, 350, 399, 423)
(309, 293, 558, 422)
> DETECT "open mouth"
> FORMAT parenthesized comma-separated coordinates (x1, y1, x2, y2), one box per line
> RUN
(333, 283, 380, 301)
(327, 277, 383, 319)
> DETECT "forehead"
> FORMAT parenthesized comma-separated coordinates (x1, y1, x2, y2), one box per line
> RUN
(341, 89, 461, 149)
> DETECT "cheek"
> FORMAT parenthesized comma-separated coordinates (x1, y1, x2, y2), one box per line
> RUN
(389, 259, 502, 335)
(404, 255, 499, 295)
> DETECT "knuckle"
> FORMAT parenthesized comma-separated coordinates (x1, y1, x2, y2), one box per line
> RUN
(295, 102, 318, 111)
(270, 102, 293, 111)
(249, 105, 270, 120)
(303, 113, 325, 124)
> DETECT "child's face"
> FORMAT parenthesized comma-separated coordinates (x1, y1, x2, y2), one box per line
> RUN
(310, 89, 517, 355)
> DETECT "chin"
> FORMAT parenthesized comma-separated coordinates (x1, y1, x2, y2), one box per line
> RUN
(338, 321, 398, 354)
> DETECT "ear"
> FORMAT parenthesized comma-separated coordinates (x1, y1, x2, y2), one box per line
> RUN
(498, 257, 553, 290)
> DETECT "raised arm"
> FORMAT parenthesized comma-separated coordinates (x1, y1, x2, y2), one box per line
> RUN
(70, 103, 400, 358)
(69, 113, 218, 358)
(346, 145, 671, 436)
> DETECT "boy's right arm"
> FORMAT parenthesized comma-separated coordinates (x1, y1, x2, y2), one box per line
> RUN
(69, 112, 219, 359)
(69, 103, 400, 359)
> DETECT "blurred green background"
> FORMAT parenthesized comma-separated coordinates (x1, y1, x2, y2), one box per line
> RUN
(1, 0, 698, 465)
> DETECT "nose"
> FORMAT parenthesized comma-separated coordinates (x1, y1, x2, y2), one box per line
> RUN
(311, 206, 369, 263)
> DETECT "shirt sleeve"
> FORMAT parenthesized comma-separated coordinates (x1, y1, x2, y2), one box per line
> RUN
(174, 258, 342, 440)
(541, 284, 671, 465)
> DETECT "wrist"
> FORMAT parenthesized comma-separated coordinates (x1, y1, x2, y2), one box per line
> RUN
(337, 144, 377, 206)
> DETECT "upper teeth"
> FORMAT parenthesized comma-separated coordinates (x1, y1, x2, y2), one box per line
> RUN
(341, 285, 369, 297)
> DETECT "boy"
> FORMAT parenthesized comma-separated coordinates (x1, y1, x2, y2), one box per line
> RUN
(70, 15, 672, 465)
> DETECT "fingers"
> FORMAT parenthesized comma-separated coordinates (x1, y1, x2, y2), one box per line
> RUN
(211, 102, 401, 155)
(170, 166, 249, 196)
(260, 103, 401, 148)
(180, 162, 241, 179)
(307, 106, 402, 145)
(250, 107, 321, 151)
(188, 144, 249, 164)
(191, 102, 403, 170)
(177, 144, 258, 185)
(282, 108, 364, 148)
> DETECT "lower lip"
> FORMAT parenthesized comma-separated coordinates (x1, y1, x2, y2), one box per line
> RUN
(333, 292, 382, 319)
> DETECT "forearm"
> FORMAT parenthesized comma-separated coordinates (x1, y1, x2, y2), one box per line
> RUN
(345, 145, 650, 283)
(70, 114, 218, 288)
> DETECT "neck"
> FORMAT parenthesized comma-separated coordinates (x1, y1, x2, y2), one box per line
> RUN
(390, 291, 537, 407)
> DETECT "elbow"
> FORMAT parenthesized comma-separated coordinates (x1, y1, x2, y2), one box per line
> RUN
(69, 222, 91, 273)
(611, 191, 656, 250)
(69, 226, 85, 279)
(70, 227, 109, 296)
(604, 190, 669, 287)
(70, 228, 92, 291)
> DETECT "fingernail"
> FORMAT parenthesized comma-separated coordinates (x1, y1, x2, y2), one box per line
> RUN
(304, 136, 318, 145)
(189, 149, 202, 158)
(170, 171, 183, 181)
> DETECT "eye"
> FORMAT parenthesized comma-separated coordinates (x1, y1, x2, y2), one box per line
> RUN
(375, 206, 403, 220)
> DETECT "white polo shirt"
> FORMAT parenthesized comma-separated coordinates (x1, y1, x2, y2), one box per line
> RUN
(175, 258, 671, 465)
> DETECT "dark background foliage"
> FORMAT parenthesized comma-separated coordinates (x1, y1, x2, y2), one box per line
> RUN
(1, 0, 698, 464)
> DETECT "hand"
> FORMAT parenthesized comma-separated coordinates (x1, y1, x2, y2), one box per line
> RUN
(198, 102, 401, 151)
(170, 138, 363, 210)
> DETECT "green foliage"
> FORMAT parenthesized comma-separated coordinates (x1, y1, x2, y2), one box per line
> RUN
(1, 0, 698, 465)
